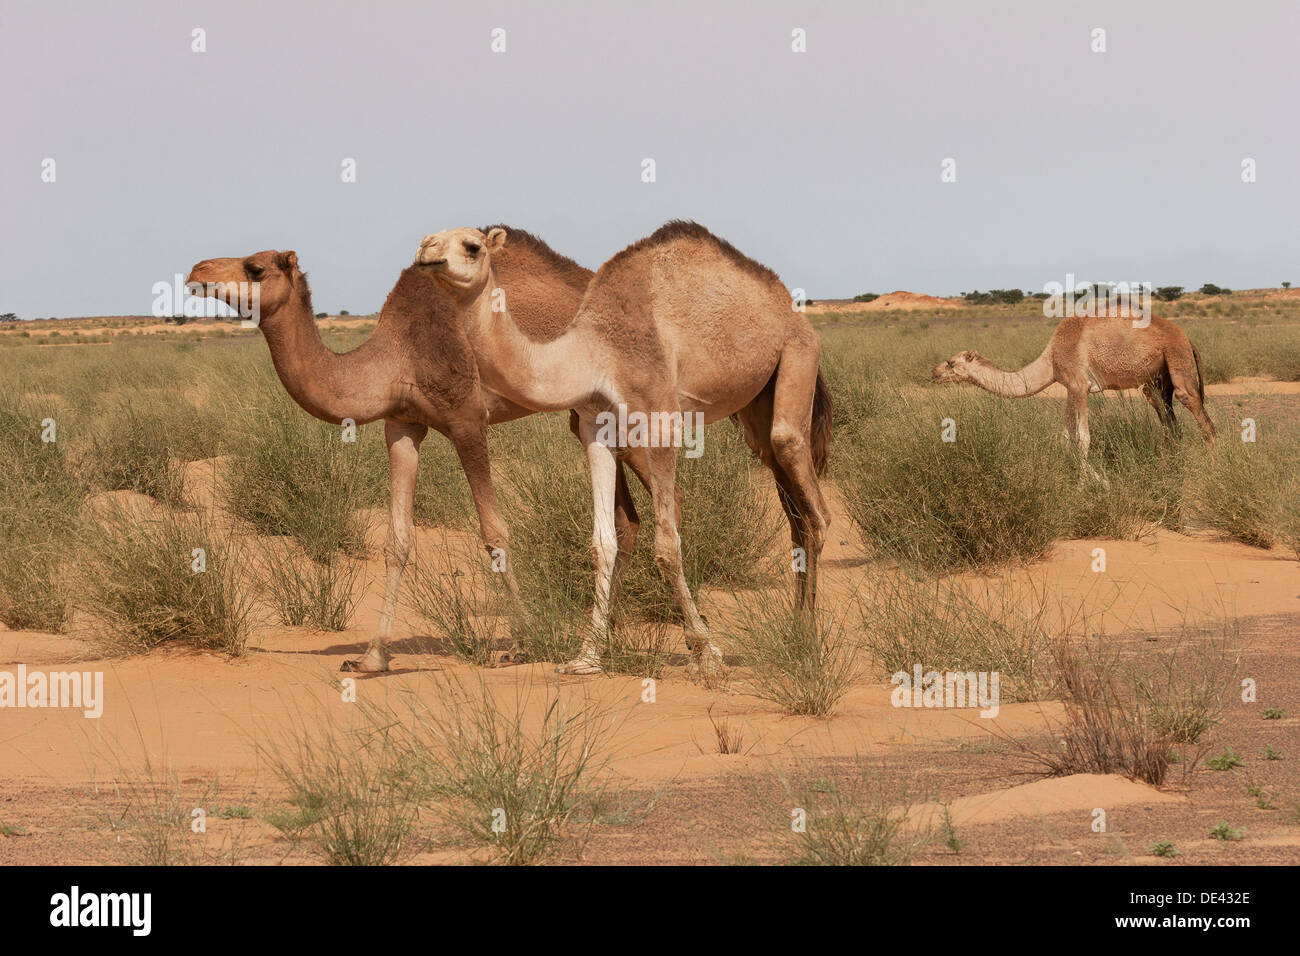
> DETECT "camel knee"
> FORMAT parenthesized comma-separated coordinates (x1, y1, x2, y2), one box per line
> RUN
(769, 422, 808, 464)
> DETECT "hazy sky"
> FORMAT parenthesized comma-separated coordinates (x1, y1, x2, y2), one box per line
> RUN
(3, 0, 1296, 317)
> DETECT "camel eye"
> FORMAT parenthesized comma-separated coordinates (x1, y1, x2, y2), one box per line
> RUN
(464, 242, 481, 256)
(246, 263, 265, 279)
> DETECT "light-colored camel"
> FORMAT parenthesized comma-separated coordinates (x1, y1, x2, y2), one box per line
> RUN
(186, 233, 670, 672)
(413, 221, 833, 676)
(931, 314, 1215, 466)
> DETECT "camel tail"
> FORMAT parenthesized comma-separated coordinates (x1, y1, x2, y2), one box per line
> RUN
(811, 369, 833, 476)
(1192, 345, 1206, 405)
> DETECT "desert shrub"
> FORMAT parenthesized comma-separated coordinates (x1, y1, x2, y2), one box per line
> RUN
(0, 391, 83, 630)
(857, 574, 1054, 703)
(732, 589, 861, 717)
(223, 398, 371, 561)
(779, 763, 922, 865)
(87, 400, 187, 505)
(1131, 626, 1240, 744)
(388, 674, 612, 865)
(1193, 439, 1300, 548)
(839, 390, 1072, 569)
(1020, 638, 1179, 785)
(263, 721, 417, 866)
(500, 415, 778, 622)
(79, 506, 251, 654)
(258, 538, 362, 631)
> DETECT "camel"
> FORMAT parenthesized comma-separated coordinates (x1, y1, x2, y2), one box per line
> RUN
(931, 314, 1215, 469)
(413, 221, 833, 676)
(186, 230, 672, 673)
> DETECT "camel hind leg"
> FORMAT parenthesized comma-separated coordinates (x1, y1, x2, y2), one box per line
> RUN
(1142, 367, 1179, 436)
(1169, 362, 1216, 445)
(763, 340, 830, 607)
(736, 388, 813, 606)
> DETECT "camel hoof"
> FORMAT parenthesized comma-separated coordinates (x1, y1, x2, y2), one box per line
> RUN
(556, 654, 603, 676)
(686, 642, 725, 680)
(341, 649, 390, 673)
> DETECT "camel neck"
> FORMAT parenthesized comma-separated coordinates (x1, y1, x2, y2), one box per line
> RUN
(466, 268, 601, 413)
(259, 291, 396, 425)
(967, 352, 1055, 397)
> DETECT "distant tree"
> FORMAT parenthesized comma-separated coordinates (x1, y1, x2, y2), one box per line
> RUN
(1155, 286, 1184, 301)
(0, 312, 17, 322)
(1200, 283, 1231, 296)
(852, 293, 879, 303)
(315, 312, 327, 319)
(1283, 281, 1292, 289)
(339, 309, 350, 316)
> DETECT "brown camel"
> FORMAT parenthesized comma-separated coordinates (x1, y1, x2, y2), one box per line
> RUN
(413, 221, 833, 676)
(931, 314, 1215, 469)
(186, 231, 671, 673)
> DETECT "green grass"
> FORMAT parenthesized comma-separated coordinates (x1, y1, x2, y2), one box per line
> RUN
(0, 388, 85, 630)
(78, 505, 252, 654)
(731, 589, 861, 717)
(837, 389, 1074, 569)
(857, 574, 1055, 703)
(1207, 747, 1244, 771)
(222, 395, 372, 562)
(498, 414, 780, 624)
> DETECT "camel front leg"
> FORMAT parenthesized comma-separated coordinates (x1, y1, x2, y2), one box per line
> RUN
(445, 420, 520, 599)
(342, 420, 426, 673)
(558, 418, 619, 676)
(1066, 388, 1106, 484)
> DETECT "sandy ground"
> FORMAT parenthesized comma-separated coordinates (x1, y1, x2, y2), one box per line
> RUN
(1, 463, 1297, 864)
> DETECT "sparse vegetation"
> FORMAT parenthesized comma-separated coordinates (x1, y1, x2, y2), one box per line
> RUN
(732, 590, 860, 717)
(79, 505, 251, 654)
(1208, 747, 1244, 771)
(1209, 821, 1244, 841)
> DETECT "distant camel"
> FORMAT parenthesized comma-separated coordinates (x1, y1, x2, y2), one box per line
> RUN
(413, 221, 833, 676)
(932, 314, 1215, 467)
(186, 233, 673, 673)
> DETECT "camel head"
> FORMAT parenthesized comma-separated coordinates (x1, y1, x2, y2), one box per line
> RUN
(186, 250, 303, 324)
(931, 349, 982, 384)
(413, 227, 505, 296)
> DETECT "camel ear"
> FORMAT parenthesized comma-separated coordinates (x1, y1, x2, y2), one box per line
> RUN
(278, 251, 299, 274)
(486, 228, 507, 252)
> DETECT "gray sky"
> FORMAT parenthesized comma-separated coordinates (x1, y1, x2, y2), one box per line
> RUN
(3, 0, 1296, 317)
